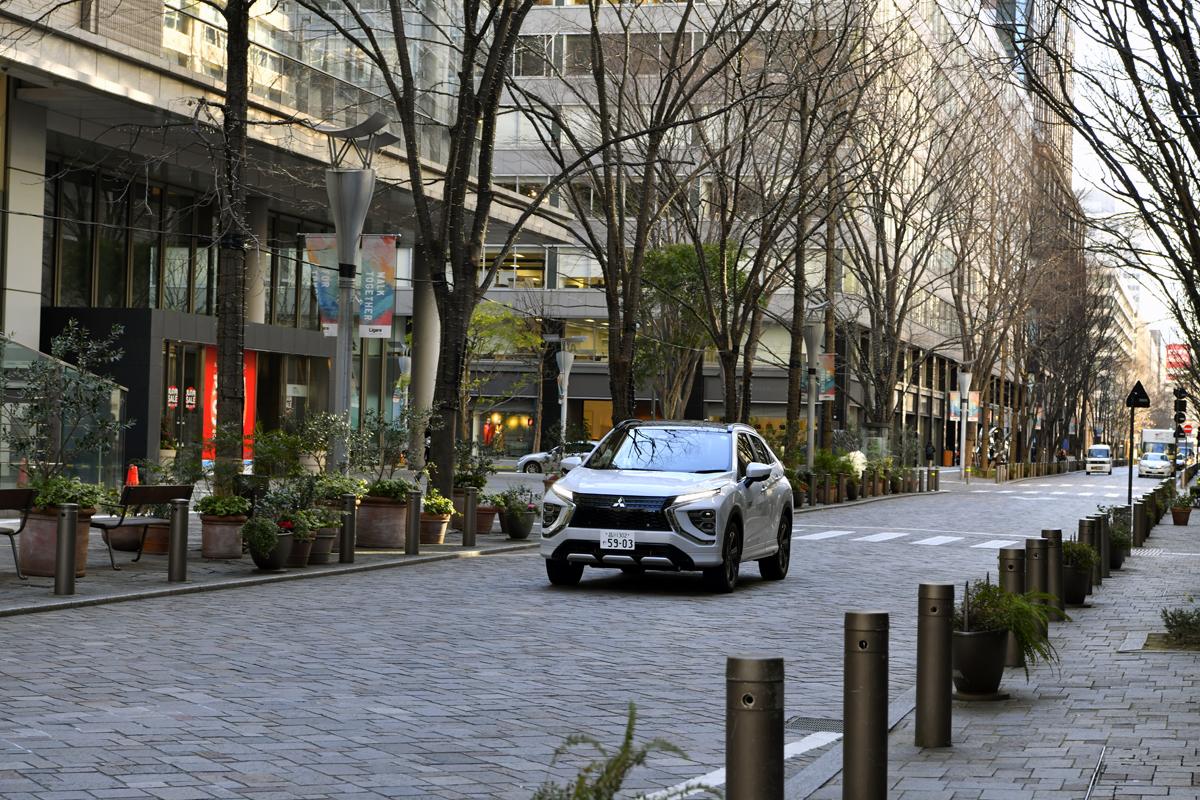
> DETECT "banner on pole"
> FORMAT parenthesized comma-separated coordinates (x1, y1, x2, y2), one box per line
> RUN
(1166, 344, 1191, 382)
(305, 234, 340, 336)
(304, 234, 398, 338)
(818, 353, 836, 401)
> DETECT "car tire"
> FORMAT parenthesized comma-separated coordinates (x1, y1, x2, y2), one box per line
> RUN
(523, 461, 543, 474)
(758, 512, 791, 581)
(545, 559, 583, 586)
(703, 521, 743, 594)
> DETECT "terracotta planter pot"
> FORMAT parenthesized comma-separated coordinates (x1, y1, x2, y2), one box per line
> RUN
(201, 514, 246, 559)
(506, 511, 535, 540)
(419, 513, 450, 544)
(356, 496, 409, 548)
(1063, 563, 1091, 604)
(286, 537, 314, 568)
(249, 531, 293, 572)
(308, 528, 338, 565)
(475, 505, 500, 534)
(20, 508, 94, 577)
(1171, 507, 1191, 525)
(952, 629, 1008, 696)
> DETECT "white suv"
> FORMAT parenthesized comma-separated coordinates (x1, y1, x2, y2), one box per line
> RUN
(539, 421, 793, 592)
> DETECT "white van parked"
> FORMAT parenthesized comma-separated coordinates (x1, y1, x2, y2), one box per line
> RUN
(1086, 444, 1113, 475)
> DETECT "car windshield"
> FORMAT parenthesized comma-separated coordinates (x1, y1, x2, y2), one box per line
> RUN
(586, 427, 731, 473)
(1088, 447, 1110, 458)
(1145, 453, 1167, 462)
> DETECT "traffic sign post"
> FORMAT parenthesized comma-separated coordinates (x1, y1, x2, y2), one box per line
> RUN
(1126, 381, 1152, 507)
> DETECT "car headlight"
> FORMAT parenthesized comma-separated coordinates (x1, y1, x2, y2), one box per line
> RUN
(670, 488, 721, 507)
(550, 482, 574, 502)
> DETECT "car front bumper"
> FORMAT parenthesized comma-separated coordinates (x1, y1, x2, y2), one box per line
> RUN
(1085, 461, 1112, 473)
(539, 525, 724, 570)
(1139, 466, 1171, 476)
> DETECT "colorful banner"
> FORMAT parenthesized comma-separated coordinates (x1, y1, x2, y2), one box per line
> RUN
(1035, 406, 1044, 430)
(359, 234, 397, 338)
(818, 353, 836, 401)
(1166, 343, 1191, 382)
(968, 391, 980, 423)
(305, 234, 340, 336)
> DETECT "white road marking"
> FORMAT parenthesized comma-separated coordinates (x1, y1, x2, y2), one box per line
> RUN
(972, 490, 992, 493)
(913, 536, 962, 546)
(1077, 492, 1093, 496)
(855, 532, 909, 542)
(972, 539, 1020, 549)
(794, 530, 856, 540)
(793, 523, 1032, 539)
(1104, 493, 1120, 498)
(644, 731, 841, 799)
(997, 490, 1015, 494)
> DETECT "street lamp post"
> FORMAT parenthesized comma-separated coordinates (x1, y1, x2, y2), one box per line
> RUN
(546, 335, 586, 445)
(804, 321, 824, 473)
(315, 113, 397, 473)
(959, 367, 973, 484)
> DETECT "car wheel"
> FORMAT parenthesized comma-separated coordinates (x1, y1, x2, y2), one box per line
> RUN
(758, 513, 791, 581)
(523, 461, 543, 474)
(545, 559, 583, 586)
(703, 521, 743, 593)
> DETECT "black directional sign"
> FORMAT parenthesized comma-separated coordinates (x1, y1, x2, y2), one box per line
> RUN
(1126, 381, 1151, 408)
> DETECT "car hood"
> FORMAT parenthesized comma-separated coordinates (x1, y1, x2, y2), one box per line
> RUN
(561, 467, 733, 496)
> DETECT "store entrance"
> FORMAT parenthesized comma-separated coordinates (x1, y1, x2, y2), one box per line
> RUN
(161, 342, 205, 454)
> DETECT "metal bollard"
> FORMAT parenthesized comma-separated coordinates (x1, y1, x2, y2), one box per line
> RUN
(915, 584, 954, 748)
(463, 487, 478, 548)
(168, 498, 188, 583)
(339, 493, 356, 563)
(1098, 514, 1111, 580)
(405, 489, 421, 555)
(844, 612, 888, 800)
(932, 468, 940, 490)
(1133, 501, 1147, 547)
(999, 548, 1026, 666)
(1085, 517, 1103, 587)
(837, 474, 846, 503)
(1078, 519, 1098, 592)
(726, 656, 784, 799)
(1040, 529, 1065, 617)
(918, 469, 927, 493)
(54, 502, 79, 596)
(1025, 538, 1049, 639)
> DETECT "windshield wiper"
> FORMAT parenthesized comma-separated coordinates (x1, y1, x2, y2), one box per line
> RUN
(694, 469, 728, 474)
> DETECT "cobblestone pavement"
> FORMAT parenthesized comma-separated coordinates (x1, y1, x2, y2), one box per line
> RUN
(0, 468, 1190, 799)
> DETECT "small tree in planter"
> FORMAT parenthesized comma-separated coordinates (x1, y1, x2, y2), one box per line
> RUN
(497, 486, 539, 540)
(420, 488, 454, 544)
(1062, 540, 1098, 604)
(357, 478, 418, 547)
(952, 580, 1057, 696)
(348, 410, 425, 548)
(241, 515, 293, 572)
(312, 474, 365, 558)
(451, 441, 498, 520)
(279, 510, 319, 568)
(476, 492, 503, 535)
(1168, 483, 1191, 525)
(195, 494, 251, 559)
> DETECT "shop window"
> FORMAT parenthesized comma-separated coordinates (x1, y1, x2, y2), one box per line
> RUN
(129, 184, 161, 308)
(162, 189, 194, 312)
(271, 217, 300, 326)
(57, 171, 94, 307)
(557, 248, 603, 288)
(96, 177, 129, 307)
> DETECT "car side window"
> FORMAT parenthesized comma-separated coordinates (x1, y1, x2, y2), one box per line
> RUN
(750, 436, 772, 465)
(737, 434, 756, 478)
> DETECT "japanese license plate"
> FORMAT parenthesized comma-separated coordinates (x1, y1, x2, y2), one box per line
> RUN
(601, 531, 636, 550)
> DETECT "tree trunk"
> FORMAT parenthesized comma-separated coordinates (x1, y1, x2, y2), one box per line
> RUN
(214, 0, 250, 495)
(738, 303, 767, 424)
(785, 233, 808, 462)
(718, 349, 739, 422)
(429, 294, 471, 495)
(821, 187, 837, 450)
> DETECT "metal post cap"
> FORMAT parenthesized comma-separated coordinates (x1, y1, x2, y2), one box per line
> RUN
(1025, 538, 1048, 553)
(1041, 528, 1063, 542)
(845, 611, 889, 631)
(918, 582, 955, 600)
(918, 583, 954, 617)
(726, 656, 785, 683)
(57, 502, 79, 516)
(999, 547, 1025, 562)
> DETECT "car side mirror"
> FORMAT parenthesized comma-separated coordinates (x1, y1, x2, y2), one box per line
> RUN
(745, 462, 772, 483)
(561, 456, 583, 474)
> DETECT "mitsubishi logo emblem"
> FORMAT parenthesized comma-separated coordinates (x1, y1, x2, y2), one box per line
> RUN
(612, 497, 626, 508)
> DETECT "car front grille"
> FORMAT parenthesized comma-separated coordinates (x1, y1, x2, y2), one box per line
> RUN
(570, 494, 673, 531)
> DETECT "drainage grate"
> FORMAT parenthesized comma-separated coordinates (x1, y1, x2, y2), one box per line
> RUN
(785, 716, 844, 733)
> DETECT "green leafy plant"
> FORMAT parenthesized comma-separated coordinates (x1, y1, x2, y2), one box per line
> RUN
(366, 477, 418, 502)
(953, 580, 1058, 677)
(295, 411, 351, 472)
(31, 475, 113, 511)
(1062, 540, 1098, 571)
(313, 474, 369, 505)
(1099, 504, 1132, 547)
(453, 440, 496, 489)
(349, 408, 432, 481)
(251, 425, 305, 478)
(1161, 598, 1200, 646)
(532, 703, 715, 800)
(241, 516, 282, 554)
(498, 486, 538, 515)
(423, 488, 454, 516)
(278, 509, 330, 542)
(195, 495, 251, 517)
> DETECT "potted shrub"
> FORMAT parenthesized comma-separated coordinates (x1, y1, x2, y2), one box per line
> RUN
(476, 493, 502, 535)
(313, 474, 367, 553)
(452, 442, 497, 520)
(1170, 484, 1191, 525)
(500, 489, 538, 540)
(358, 478, 418, 548)
(845, 474, 860, 501)
(420, 488, 454, 544)
(305, 506, 342, 564)
(1062, 540, 1097, 604)
(196, 494, 251, 558)
(953, 580, 1056, 695)
(21, 477, 110, 577)
(242, 515, 293, 571)
(282, 511, 317, 568)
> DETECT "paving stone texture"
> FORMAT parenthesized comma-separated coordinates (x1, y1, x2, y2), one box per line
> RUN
(0, 468, 1191, 798)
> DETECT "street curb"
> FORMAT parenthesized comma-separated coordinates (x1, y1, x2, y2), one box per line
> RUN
(793, 490, 946, 515)
(0, 541, 540, 619)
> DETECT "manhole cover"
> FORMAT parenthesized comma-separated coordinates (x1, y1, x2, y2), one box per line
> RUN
(784, 716, 843, 733)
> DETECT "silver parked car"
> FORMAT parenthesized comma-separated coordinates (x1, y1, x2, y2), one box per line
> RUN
(1138, 452, 1173, 477)
(539, 420, 793, 593)
(516, 441, 599, 473)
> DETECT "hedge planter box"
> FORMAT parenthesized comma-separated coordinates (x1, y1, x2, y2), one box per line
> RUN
(21, 508, 94, 577)
(308, 528, 338, 565)
(420, 513, 451, 544)
(249, 531, 293, 572)
(1172, 507, 1191, 526)
(356, 497, 409, 548)
(952, 629, 1008, 696)
(201, 515, 246, 559)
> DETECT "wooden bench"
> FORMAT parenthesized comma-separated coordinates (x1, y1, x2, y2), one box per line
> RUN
(0, 488, 35, 580)
(90, 484, 194, 569)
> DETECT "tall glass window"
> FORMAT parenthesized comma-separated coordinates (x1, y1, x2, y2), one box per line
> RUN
(96, 177, 129, 307)
(57, 171, 94, 307)
(193, 202, 215, 314)
(41, 165, 57, 306)
(271, 217, 299, 326)
(162, 189, 193, 311)
(129, 184, 162, 308)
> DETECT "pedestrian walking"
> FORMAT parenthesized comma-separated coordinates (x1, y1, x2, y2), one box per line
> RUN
(925, 441, 935, 467)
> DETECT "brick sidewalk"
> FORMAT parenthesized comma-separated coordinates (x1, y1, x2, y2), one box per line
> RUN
(800, 501, 1200, 799)
(0, 514, 538, 617)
